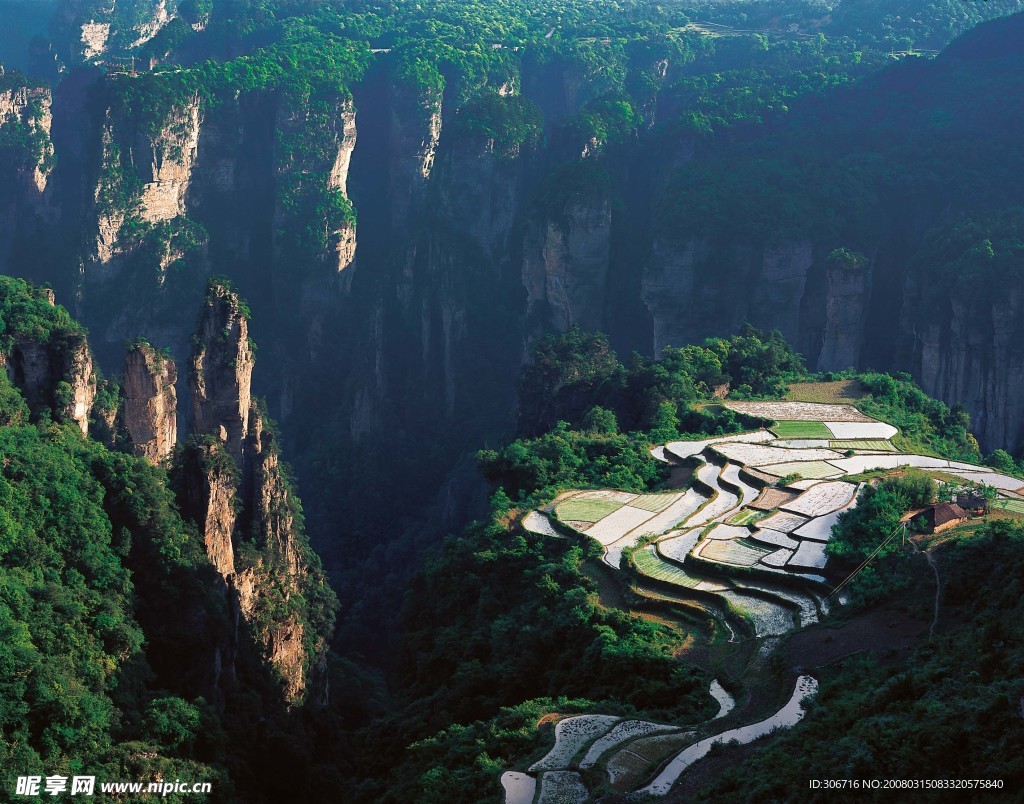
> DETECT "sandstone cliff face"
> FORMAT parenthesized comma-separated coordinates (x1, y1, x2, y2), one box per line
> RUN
(522, 195, 613, 333)
(136, 96, 203, 223)
(2, 330, 96, 435)
(389, 83, 443, 233)
(443, 135, 522, 259)
(183, 283, 330, 705)
(235, 406, 316, 703)
(641, 238, 816, 356)
(191, 286, 253, 465)
(178, 439, 238, 579)
(93, 118, 129, 268)
(80, 22, 110, 61)
(273, 94, 357, 275)
(123, 342, 177, 462)
(903, 268, 1024, 454)
(91, 96, 202, 271)
(0, 86, 54, 196)
(817, 252, 874, 371)
(61, 334, 96, 434)
(53, 0, 177, 64)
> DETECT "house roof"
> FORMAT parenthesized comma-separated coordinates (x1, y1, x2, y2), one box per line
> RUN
(925, 502, 968, 528)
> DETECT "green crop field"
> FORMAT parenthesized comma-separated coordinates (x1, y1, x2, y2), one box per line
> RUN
(769, 421, 833, 439)
(761, 460, 843, 479)
(992, 498, 1024, 514)
(632, 546, 702, 588)
(728, 508, 762, 526)
(555, 499, 624, 523)
(630, 494, 679, 513)
(830, 439, 896, 452)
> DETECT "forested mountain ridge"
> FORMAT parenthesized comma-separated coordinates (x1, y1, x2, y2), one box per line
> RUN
(0, 276, 340, 801)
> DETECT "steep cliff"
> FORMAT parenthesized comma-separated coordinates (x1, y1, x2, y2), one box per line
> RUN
(177, 437, 238, 580)
(182, 281, 334, 705)
(190, 282, 253, 465)
(523, 193, 613, 334)
(52, 0, 178, 65)
(388, 80, 443, 235)
(91, 94, 202, 272)
(0, 82, 53, 195)
(0, 282, 96, 434)
(123, 340, 177, 462)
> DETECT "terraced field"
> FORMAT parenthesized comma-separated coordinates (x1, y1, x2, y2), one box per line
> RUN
(770, 420, 832, 439)
(993, 498, 1024, 514)
(633, 545, 703, 589)
(556, 498, 625, 522)
(830, 439, 896, 452)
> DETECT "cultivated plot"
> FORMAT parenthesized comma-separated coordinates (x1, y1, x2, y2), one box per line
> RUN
(712, 442, 842, 467)
(823, 421, 898, 439)
(630, 488, 709, 538)
(770, 439, 832, 449)
(770, 420, 832, 439)
(759, 460, 844, 480)
(709, 680, 735, 720)
(705, 523, 754, 541)
(637, 676, 819, 797)
(585, 505, 659, 546)
(829, 439, 896, 452)
(789, 540, 829, 569)
(943, 469, 1024, 493)
(781, 481, 857, 517)
(530, 715, 619, 771)
(580, 721, 679, 768)
(697, 538, 772, 567)
(793, 510, 847, 542)
(537, 771, 588, 804)
(523, 511, 564, 537)
(688, 461, 738, 525)
(728, 508, 762, 526)
(501, 772, 536, 804)
(721, 462, 760, 505)
(718, 589, 795, 636)
(722, 401, 872, 422)
(750, 529, 800, 549)
(993, 498, 1024, 514)
(634, 545, 703, 588)
(556, 498, 624, 523)
(741, 580, 819, 626)
(630, 493, 681, 513)
(657, 530, 701, 563)
(758, 511, 810, 532)
(761, 547, 795, 567)
(749, 486, 800, 511)
(665, 430, 774, 461)
(607, 732, 695, 788)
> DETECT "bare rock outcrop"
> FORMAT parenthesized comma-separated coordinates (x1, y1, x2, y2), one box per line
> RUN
(181, 282, 332, 705)
(178, 439, 238, 579)
(3, 330, 96, 435)
(123, 342, 177, 462)
(523, 196, 613, 334)
(190, 284, 253, 465)
(389, 82, 443, 233)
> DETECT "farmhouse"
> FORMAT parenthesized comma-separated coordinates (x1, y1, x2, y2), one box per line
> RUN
(919, 503, 969, 533)
(956, 490, 988, 514)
